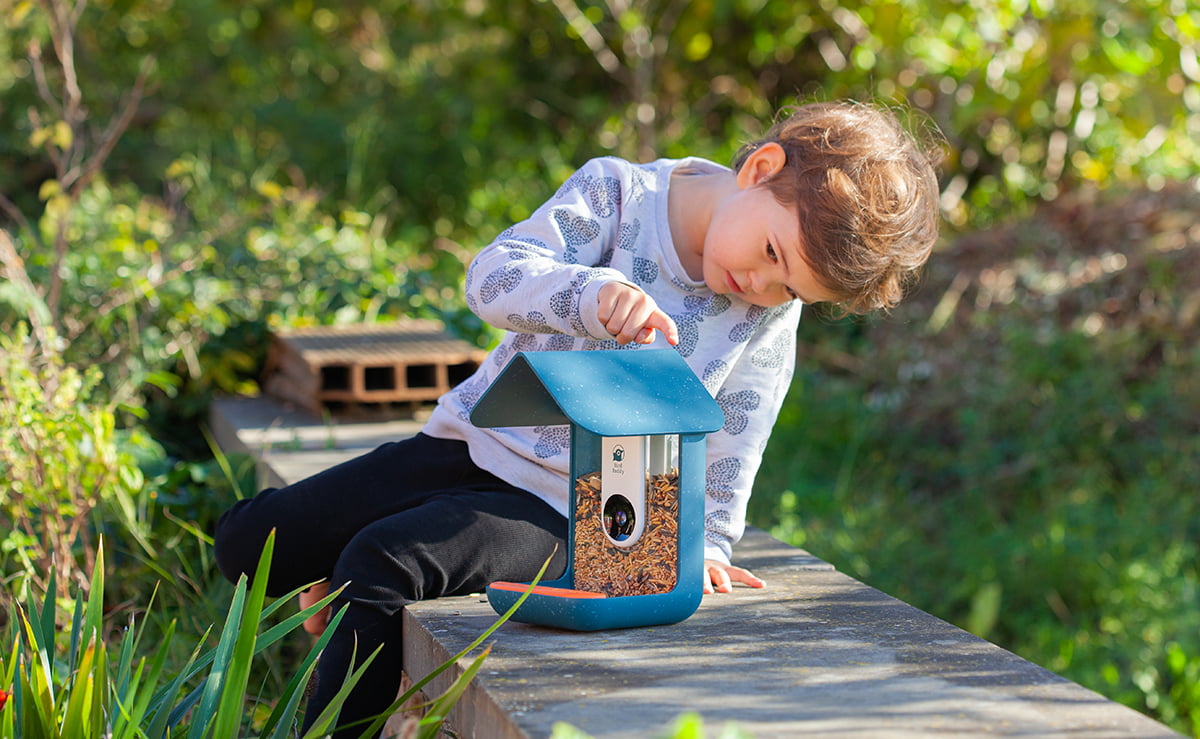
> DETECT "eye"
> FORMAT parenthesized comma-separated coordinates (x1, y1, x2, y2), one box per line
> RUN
(766, 242, 778, 262)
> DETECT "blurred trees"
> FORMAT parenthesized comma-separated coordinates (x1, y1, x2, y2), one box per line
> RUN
(3, 0, 1194, 411)
(4, 0, 1197, 243)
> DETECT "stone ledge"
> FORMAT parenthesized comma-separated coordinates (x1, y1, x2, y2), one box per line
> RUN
(405, 528, 1178, 738)
(210, 395, 1181, 738)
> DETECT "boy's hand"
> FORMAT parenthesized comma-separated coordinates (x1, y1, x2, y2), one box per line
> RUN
(704, 559, 766, 594)
(299, 581, 331, 636)
(597, 282, 679, 346)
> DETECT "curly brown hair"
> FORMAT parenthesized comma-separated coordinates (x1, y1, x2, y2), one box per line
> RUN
(733, 102, 944, 313)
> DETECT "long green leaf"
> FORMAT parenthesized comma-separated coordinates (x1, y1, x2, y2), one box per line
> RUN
(111, 609, 144, 714)
(203, 425, 247, 500)
(264, 656, 321, 739)
(210, 530, 275, 738)
(82, 546, 107, 655)
(417, 645, 492, 739)
(259, 603, 353, 739)
(39, 568, 57, 662)
(186, 575, 247, 739)
(155, 540, 307, 737)
(356, 551, 557, 739)
(145, 578, 332, 707)
(90, 639, 110, 736)
(299, 642, 384, 739)
(109, 655, 148, 739)
(20, 595, 54, 709)
(108, 594, 160, 737)
(113, 619, 175, 739)
(16, 606, 57, 737)
(2, 636, 21, 739)
(68, 588, 85, 676)
(0, 642, 13, 739)
(256, 581, 345, 648)
(61, 637, 97, 735)
(2, 631, 18, 684)
(146, 635, 206, 738)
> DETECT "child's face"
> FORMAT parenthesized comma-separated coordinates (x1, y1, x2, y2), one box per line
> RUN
(701, 183, 837, 308)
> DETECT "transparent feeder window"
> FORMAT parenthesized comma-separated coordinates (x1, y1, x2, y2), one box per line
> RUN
(573, 433, 682, 596)
(647, 434, 678, 477)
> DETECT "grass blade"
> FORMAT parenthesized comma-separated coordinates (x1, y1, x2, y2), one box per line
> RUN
(186, 575, 247, 739)
(259, 602, 352, 739)
(39, 568, 57, 660)
(16, 605, 57, 734)
(415, 645, 492, 739)
(82, 546, 107, 654)
(113, 619, 176, 739)
(210, 530, 275, 738)
(144, 624, 208, 737)
(355, 550, 557, 739)
(299, 642, 384, 739)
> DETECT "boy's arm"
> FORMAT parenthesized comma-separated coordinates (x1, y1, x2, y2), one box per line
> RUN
(698, 301, 801, 579)
(465, 157, 670, 342)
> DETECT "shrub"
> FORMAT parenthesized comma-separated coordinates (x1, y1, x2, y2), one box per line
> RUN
(0, 324, 150, 601)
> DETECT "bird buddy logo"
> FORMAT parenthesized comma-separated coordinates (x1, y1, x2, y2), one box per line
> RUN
(610, 443, 626, 470)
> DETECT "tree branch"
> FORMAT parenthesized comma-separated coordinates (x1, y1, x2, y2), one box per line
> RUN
(550, 0, 628, 84)
(0, 228, 54, 357)
(65, 56, 153, 195)
(27, 39, 63, 118)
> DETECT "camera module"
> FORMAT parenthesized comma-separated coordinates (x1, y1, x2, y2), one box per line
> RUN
(603, 495, 637, 542)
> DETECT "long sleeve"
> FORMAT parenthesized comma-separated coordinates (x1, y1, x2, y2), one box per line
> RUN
(464, 158, 639, 341)
(692, 301, 801, 564)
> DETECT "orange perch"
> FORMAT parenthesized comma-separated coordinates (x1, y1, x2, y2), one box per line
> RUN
(489, 582, 607, 599)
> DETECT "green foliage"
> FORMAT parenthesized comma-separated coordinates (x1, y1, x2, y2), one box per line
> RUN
(0, 325, 151, 600)
(753, 184, 1200, 736)
(0, 536, 358, 738)
(7, 0, 1196, 246)
(5, 0, 1196, 426)
(0, 534, 545, 738)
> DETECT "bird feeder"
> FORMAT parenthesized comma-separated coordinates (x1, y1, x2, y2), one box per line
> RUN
(470, 349, 724, 631)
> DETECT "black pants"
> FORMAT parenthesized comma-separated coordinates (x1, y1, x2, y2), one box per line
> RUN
(213, 433, 568, 738)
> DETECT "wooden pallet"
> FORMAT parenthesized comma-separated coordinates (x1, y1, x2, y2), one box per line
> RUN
(262, 320, 487, 415)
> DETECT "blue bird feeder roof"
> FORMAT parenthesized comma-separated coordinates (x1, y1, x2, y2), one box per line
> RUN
(470, 349, 724, 437)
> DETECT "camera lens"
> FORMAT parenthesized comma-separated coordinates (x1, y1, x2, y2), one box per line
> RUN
(603, 495, 637, 541)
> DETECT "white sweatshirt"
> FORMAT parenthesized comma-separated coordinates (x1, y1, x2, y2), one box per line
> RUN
(423, 156, 801, 564)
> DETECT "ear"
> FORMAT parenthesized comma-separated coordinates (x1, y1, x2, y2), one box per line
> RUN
(735, 142, 787, 189)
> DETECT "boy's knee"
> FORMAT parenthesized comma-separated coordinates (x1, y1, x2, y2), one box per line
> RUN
(333, 526, 429, 607)
(213, 497, 270, 585)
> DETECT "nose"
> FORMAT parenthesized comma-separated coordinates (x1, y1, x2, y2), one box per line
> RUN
(749, 265, 782, 295)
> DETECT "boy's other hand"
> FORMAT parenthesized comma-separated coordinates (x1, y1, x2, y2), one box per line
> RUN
(598, 282, 680, 346)
(299, 581, 332, 636)
(703, 559, 766, 594)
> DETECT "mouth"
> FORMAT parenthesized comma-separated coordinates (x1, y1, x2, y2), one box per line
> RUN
(725, 272, 743, 294)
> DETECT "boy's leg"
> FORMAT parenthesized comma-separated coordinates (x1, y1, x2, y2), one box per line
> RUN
(213, 433, 513, 597)
(305, 483, 568, 738)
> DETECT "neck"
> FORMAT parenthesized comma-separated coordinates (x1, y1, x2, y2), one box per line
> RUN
(668, 169, 734, 281)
